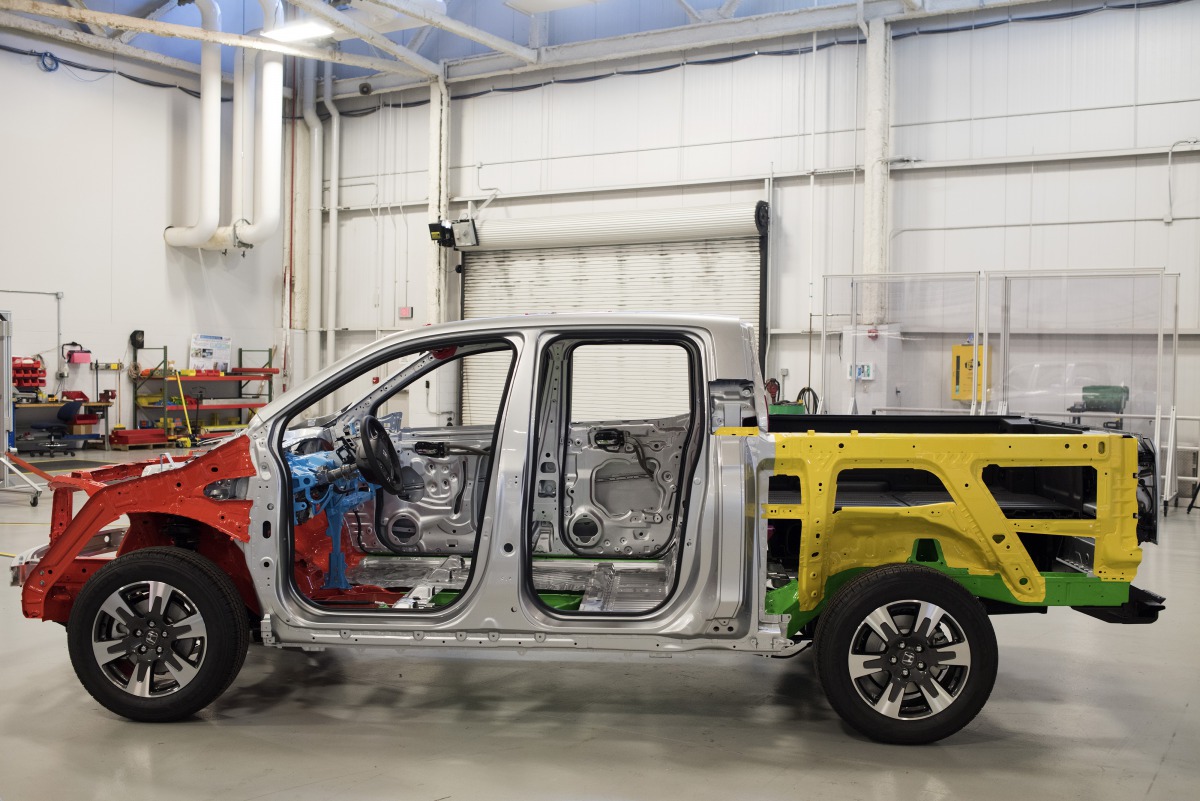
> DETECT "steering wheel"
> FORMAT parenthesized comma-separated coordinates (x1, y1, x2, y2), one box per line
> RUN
(354, 415, 404, 494)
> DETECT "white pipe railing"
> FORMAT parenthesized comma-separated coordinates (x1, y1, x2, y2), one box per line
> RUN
(163, 0, 221, 248)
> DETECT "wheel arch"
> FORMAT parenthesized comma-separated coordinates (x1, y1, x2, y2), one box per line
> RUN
(119, 513, 261, 618)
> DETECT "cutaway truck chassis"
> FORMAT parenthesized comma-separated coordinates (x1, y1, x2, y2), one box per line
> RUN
(13, 315, 1162, 743)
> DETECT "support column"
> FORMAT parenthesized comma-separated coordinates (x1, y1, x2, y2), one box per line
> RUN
(427, 74, 451, 325)
(861, 17, 890, 325)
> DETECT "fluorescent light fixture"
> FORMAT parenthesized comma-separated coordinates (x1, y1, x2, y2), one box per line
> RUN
(262, 20, 335, 43)
(506, 0, 604, 14)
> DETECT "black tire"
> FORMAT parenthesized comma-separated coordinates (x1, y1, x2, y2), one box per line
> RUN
(814, 564, 998, 744)
(66, 547, 250, 722)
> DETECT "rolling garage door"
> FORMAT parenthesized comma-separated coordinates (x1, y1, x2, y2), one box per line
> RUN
(459, 201, 768, 423)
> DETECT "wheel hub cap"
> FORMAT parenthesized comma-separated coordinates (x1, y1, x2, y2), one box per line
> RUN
(91, 580, 207, 697)
(847, 599, 973, 720)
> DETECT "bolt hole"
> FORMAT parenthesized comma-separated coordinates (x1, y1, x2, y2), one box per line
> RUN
(503, 543, 514, 554)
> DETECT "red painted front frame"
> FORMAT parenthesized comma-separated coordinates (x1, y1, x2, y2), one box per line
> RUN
(21, 438, 258, 624)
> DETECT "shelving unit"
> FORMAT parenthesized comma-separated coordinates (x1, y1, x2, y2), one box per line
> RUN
(130, 344, 275, 445)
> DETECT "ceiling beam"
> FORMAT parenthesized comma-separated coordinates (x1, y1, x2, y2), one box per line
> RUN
(332, 0, 1061, 96)
(674, 0, 701, 24)
(362, 0, 538, 63)
(116, 0, 177, 45)
(0, 8, 209, 78)
(0, 0, 424, 74)
(63, 0, 107, 37)
(286, 0, 440, 75)
(717, 0, 744, 18)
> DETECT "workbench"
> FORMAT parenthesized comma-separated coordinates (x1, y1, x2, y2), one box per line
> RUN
(11, 401, 113, 452)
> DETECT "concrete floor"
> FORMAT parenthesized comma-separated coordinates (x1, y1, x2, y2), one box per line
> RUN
(1, 451, 1198, 801)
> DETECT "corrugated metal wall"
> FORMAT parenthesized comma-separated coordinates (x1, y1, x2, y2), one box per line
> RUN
(327, 0, 1200, 413)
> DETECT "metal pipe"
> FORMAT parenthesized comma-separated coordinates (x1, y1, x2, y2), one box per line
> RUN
(235, 49, 283, 244)
(229, 47, 249, 232)
(303, 59, 323, 383)
(1164, 138, 1199, 224)
(163, 0, 221, 249)
(203, 1, 284, 250)
(235, 1, 285, 245)
(324, 60, 341, 398)
(427, 75, 450, 325)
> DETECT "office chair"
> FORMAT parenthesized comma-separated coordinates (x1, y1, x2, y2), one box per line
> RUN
(30, 400, 84, 457)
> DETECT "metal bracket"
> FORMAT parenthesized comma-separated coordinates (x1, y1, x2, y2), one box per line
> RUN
(259, 612, 278, 646)
(708, 379, 756, 432)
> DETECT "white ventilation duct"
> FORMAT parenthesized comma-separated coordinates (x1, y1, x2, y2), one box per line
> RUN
(205, 0, 285, 250)
(163, 0, 222, 248)
(459, 202, 766, 251)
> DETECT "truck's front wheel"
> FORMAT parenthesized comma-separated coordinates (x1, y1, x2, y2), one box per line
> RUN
(66, 547, 249, 722)
(814, 564, 998, 744)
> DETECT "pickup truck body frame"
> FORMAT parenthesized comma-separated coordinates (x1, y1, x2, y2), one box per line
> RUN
(13, 314, 1162, 741)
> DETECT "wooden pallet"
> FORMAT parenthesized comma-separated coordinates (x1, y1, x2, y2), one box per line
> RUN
(110, 440, 170, 451)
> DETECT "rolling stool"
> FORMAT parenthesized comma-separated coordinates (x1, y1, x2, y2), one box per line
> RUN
(29, 400, 84, 457)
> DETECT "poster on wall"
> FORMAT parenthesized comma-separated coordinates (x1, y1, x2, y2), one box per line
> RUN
(189, 334, 232, 372)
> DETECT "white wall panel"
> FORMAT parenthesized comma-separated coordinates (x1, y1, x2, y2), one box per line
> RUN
(944, 168, 1008, 229)
(1066, 160, 1137, 222)
(1029, 167, 1072, 224)
(634, 69, 685, 152)
(1068, 107, 1135, 152)
(681, 62, 734, 147)
(730, 54, 787, 143)
(1, 40, 283, 406)
(1136, 1, 1200, 105)
(1137, 100, 1200, 149)
(11, 1, 1200, 430)
(892, 30, 948, 127)
(1066, 222, 1138, 270)
(1006, 111, 1073, 157)
(1006, 19, 1074, 117)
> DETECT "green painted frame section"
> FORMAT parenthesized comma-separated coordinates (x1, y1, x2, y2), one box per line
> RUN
(764, 540, 1130, 638)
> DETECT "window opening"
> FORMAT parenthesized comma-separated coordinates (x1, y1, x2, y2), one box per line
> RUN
(525, 340, 700, 615)
(280, 341, 515, 611)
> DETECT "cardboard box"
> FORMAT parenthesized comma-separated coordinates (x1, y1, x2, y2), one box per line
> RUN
(69, 424, 95, 435)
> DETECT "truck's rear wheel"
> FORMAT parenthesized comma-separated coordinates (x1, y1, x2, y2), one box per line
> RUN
(814, 564, 998, 744)
(66, 547, 249, 722)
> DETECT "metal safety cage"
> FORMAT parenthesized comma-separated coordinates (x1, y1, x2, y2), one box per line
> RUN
(817, 269, 1179, 509)
(819, 272, 983, 417)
